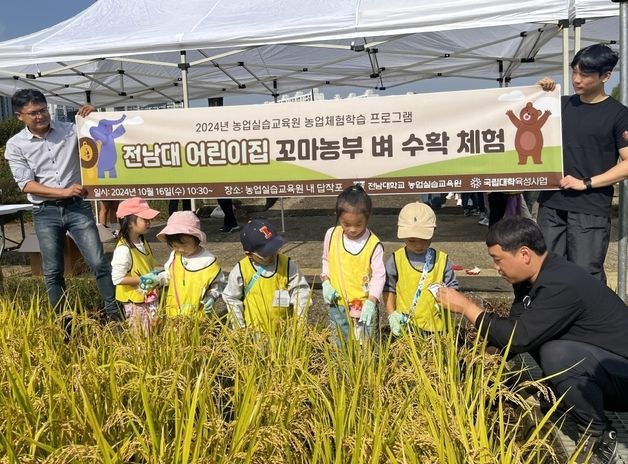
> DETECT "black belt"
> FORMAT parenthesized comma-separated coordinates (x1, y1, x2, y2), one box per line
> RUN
(39, 196, 82, 207)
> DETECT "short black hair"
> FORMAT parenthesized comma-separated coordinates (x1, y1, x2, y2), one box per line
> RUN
(11, 89, 47, 111)
(571, 44, 618, 76)
(486, 217, 547, 255)
(165, 233, 200, 248)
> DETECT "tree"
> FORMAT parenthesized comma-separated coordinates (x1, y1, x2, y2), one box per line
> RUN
(0, 118, 26, 204)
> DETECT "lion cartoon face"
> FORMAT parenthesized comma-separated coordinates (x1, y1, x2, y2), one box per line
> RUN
(519, 102, 542, 125)
(79, 137, 99, 168)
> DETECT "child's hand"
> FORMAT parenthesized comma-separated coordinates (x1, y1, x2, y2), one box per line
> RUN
(322, 280, 338, 304)
(203, 296, 216, 316)
(139, 272, 159, 291)
(157, 271, 169, 286)
(359, 300, 377, 326)
(388, 311, 405, 337)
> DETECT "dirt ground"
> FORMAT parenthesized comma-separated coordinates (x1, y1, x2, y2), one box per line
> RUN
(0, 193, 622, 300)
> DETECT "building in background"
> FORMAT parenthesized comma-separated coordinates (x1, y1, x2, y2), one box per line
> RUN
(49, 103, 78, 122)
(0, 95, 13, 120)
(140, 102, 184, 111)
(270, 88, 326, 104)
(268, 88, 380, 104)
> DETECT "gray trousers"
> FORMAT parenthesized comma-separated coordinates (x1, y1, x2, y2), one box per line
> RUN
(537, 205, 611, 282)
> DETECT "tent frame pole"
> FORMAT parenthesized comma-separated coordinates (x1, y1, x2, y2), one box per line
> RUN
(178, 50, 197, 211)
(616, 0, 628, 300)
(561, 20, 570, 96)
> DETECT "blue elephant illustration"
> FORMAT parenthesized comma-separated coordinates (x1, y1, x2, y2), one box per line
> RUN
(89, 115, 127, 178)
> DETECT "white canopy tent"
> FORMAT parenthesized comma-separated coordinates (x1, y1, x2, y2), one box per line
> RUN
(0, 0, 619, 107)
(0, 0, 624, 296)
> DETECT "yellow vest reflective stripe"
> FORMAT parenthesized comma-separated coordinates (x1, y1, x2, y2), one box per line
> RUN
(164, 254, 221, 317)
(115, 238, 157, 303)
(240, 254, 289, 332)
(328, 226, 381, 309)
(393, 247, 448, 332)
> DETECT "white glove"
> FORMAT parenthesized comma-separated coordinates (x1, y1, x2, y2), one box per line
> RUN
(322, 280, 338, 304)
(359, 300, 377, 326)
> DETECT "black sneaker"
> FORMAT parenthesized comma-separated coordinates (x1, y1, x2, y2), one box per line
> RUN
(575, 428, 617, 464)
(219, 225, 240, 233)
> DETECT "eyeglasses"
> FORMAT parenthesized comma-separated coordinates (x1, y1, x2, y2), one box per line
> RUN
(18, 107, 49, 117)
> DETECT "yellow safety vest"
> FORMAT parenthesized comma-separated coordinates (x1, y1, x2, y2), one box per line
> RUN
(164, 254, 221, 317)
(240, 253, 289, 333)
(115, 238, 157, 304)
(328, 226, 381, 310)
(393, 247, 448, 332)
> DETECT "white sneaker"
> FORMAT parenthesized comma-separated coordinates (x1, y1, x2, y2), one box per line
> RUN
(478, 217, 489, 226)
(446, 192, 455, 200)
(210, 205, 225, 218)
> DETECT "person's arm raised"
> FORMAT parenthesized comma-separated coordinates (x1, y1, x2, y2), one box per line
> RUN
(537, 77, 556, 92)
(76, 104, 96, 118)
(435, 287, 483, 325)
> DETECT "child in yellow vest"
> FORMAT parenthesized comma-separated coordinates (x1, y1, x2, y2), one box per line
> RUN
(321, 185, 385, 345)
(383, 201, 458, 336)
(222, 218, 310, 333)
(150, 211, 226, 318)
(111, 197, 160, 334)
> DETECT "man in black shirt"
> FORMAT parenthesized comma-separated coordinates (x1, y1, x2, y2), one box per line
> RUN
(537, 44, 628, 282)
(436, 217, 628, 463)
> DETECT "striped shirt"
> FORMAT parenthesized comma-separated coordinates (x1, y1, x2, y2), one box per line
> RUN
(4, 120, 82, 204)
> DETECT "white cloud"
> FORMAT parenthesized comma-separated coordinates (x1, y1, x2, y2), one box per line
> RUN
(125, 116, 144, 125)
(498, 90, 525, 102)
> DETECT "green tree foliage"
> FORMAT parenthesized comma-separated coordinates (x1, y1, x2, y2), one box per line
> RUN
(0, 117, 23, 147)
(1, 118, 26, 204)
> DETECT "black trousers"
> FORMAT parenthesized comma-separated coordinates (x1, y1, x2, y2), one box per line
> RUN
(488, 192, 509, 226)
(535, 339, 628, 434)
(217, 199, 238, 228)
(537, 205, 611, 282)
(168, 199, 192, 216)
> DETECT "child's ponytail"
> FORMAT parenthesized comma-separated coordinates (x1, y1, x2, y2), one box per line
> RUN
(335, 184, 372, 222)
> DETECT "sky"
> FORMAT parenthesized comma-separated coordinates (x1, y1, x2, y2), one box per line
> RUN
(0, 0, 519, 106)
(0, 1, 619, 105)
(0, 1, 96, 42)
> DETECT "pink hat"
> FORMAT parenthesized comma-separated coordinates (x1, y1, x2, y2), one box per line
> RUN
(157, 211, 206, 243)
(116, 197, 159, 220)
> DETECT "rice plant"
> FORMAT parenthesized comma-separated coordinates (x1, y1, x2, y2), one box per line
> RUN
(0, 281, 568, 463)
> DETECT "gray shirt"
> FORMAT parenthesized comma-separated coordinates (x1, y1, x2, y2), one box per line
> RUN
(222, 256, 310, 328)
(4, 120, 82, 204)
(384, 247, 458, 294)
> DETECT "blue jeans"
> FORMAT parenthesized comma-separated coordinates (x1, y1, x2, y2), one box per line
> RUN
(328, 304, 379, 347)
(32, 198, 121, 320)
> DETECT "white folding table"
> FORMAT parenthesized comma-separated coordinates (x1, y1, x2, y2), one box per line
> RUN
(0, 204, 33, 259)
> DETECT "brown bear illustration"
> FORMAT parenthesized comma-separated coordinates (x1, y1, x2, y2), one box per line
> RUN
(506, 102, 551, 165)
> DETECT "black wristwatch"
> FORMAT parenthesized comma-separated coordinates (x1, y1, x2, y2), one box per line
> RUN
(583, 177, 593, 191)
